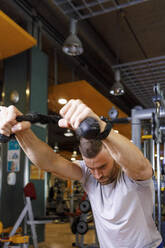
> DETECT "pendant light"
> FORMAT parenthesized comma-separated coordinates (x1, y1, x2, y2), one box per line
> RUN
(110, 69, 125, 96)
(110, 12, 125, 96)
(63, 18, 83, 56)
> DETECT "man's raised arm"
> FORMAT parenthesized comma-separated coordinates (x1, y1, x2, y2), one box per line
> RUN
(0, 105, 82, 181)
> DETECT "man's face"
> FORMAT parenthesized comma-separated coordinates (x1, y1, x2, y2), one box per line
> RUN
(83, 146, 116, 185)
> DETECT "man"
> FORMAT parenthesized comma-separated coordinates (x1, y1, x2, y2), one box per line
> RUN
(0, 99, 163, 248)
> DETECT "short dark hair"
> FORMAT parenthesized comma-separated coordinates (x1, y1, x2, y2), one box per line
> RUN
(79, 138, 103, 158)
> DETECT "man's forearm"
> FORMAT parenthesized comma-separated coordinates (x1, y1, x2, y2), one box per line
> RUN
(15, 129, 83, 180)
(15, 129, 58, 171)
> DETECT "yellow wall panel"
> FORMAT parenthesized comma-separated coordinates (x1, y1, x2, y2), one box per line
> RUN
(48, 80, 131, 139)
(0, 10, 36, 59)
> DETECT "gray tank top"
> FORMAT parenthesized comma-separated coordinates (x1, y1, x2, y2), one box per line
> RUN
(79, 160, 162, 248)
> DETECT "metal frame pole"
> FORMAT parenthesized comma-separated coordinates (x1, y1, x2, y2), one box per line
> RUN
(131, 106, 165, 233)
(156, 142, 161, 232)
(151, 139, 156, 221)
(131, 108, 142, 150)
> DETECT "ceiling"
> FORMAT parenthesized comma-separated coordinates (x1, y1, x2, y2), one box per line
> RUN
(48, 0, 165, 110)
(1, 0, 165, 153)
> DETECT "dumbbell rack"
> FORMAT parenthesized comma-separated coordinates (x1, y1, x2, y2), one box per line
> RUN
(74, 224, 99, 248)
(72, 199, 99, 248)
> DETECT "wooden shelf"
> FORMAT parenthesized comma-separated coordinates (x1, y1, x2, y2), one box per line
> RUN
(0, 10, 37, 59)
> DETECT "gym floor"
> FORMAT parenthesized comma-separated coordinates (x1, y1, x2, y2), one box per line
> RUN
(39, 222, 96, 248)
(39, 222, 165, 248)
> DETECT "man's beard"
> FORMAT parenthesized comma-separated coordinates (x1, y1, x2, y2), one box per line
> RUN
(98, 164, 120, 185)
(98, 177, 113, 185)
(98, 176, 115, 185)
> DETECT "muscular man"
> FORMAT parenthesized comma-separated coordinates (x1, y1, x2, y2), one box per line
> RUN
(0, 100, 163, 248)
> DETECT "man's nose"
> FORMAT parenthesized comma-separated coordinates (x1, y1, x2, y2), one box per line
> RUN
(93, 169, 102, 179)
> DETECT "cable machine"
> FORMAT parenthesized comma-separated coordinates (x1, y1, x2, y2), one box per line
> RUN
(131, 83, 165, 240)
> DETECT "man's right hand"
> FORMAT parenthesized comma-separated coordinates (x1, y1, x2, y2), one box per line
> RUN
(58, 99, 105, 132)
(0, 105, 31, 137)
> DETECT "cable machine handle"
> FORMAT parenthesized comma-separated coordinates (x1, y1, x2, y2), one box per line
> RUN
(0, 114, 101, 143)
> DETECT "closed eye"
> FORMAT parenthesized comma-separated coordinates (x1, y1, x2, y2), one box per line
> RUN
(99, 164, 106, 169)
(88, 164, 106, 171)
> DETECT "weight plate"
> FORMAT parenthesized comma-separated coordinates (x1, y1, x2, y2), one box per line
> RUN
(79, 200, 91, 213)
(76, 221, 88, 235)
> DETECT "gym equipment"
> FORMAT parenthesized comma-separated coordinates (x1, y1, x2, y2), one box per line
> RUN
(108, 106, 119, 119)
(46, 177, 72, 223)
(131, 83, 165, 239)
(0, 221, 29, 247)
(71, 199, 91, 235)
(0, 114, 112, 143)
(71, 193, 99, 248)
(76, 221, 88, 235)
(79, 200, 91, 214)
(0, 182, 56, 248)
(71, 216, 80, 235)
(152, 84, 162, 232)
(72, 213, 99, 248)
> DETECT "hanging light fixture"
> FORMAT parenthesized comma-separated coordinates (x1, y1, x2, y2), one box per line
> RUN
(110, 12, 125, 96)
(58, 98, 67, 105)
(109, 69, 125, 96)
(54, 142, 59, 153)
(71, 150, 78, 161)
(64, 129, 74, 137)
(62, 18, 83, 56)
